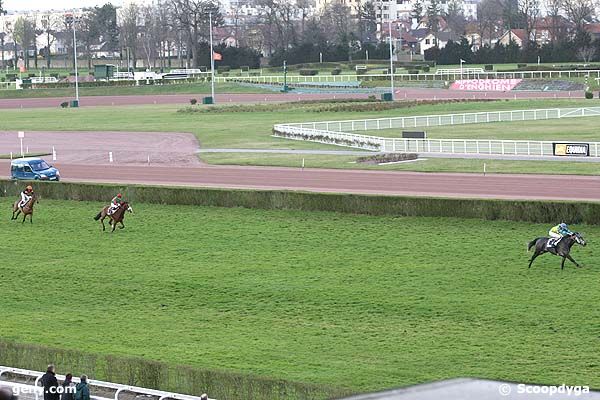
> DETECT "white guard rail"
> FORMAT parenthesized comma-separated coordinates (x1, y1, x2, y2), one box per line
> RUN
(214, 69, 600, 83)
(273, 106, 600, 156)
(284, 107, 600, 132)
(0, 366, 214, 400)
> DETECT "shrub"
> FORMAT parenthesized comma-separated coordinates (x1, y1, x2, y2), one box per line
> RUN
(240, 65, 250, 72)
(422, 66, 430, 72)
(217, 66, 230, 73)
(6, 74, 16, 81)
(190, 98, 198, 105)
(517, 63, 527, 68)
(585, 91, 593, 99)
(60, 102, 69, 108)
(484, 64, 494, 71)
(357, 153, 418, 164)
(299, 69, 318, 76)
(368, 95, 376, 100)
(331, 68, 342, 75)
(408, 70, 419, 74)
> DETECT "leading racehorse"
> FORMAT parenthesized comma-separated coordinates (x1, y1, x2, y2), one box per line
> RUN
(93, 202, 133, 232)
(11, 193, 38, 224)
(528, 232, 586, 270)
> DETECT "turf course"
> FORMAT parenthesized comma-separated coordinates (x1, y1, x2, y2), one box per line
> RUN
(1, 198, 599, 392)
(1, 98, 600, 174)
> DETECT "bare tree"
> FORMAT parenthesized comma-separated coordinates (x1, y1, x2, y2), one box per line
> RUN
(544, 0, 562, 43)
(576, 45, 595, 61)
(119, 3, 140, 69)
(41, 13, 61, 68)
(13, 16, 35, 68)
(562, 0, 593, 35)
(519, 0, 540, 49)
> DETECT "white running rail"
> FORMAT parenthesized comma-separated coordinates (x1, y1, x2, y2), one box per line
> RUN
(0, 366, 214, 400)
(273, 106, 600, 156)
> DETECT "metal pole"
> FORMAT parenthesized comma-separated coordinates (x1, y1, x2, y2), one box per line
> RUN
(209, 12, 215, 103)
(72, 13, 79, 103)
(283, 60, 287, 91)
(388, 20, 394, 100)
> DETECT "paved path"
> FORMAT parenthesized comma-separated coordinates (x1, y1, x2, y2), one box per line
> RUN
(0, 89, 587, 109)
(2, 161, 598, 201)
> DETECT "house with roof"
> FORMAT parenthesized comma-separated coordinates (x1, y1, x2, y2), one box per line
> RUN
(417, 31, 460, 55)
(533, 16, 575, 44)
(584, 23, 600, 41)
(496, 29, 529, 47)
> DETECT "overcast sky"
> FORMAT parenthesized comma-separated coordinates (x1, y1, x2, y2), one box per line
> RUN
(3, 0, 125, 11)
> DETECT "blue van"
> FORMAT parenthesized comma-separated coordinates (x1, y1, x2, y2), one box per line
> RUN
(10, 157, 60, 181)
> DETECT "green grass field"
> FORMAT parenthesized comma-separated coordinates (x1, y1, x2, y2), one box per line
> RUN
(1, 198, 599, 392)
(1, 98, 600, 174)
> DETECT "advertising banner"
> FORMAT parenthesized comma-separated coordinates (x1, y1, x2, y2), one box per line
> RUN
(450, 79, 522, 91)
(553, 143, 590, 157)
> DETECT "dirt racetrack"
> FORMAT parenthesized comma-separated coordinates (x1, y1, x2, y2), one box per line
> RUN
(0, 131, 200, 165)
(0, 88, 587, 109)
(1, 160, 597, 201)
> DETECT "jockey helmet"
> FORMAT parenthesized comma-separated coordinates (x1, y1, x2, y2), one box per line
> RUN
(117, 193, 122, 198)
(559, 222, 568, 229)
(26, 185, 33, 191)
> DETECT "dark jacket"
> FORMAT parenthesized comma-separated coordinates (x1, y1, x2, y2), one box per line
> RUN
(61, 380, 75, 400)
(40, 371, 60, 400)
(75, 382, 90, 400)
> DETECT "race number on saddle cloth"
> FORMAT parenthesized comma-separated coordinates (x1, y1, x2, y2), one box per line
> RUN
(18, 185, 34, 208)
(107, 193, 123, 215)
(547, 223, 573, 248)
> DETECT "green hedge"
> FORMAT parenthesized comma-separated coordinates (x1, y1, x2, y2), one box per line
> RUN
(0, 340, 350, 400)
(1, 180, 599, 225)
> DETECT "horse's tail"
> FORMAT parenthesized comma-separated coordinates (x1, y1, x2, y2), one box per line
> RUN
(93, 212, 102, 221)
(528, 238, 541, 251)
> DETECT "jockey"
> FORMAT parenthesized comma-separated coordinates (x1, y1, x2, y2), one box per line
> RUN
(18, 185, 34, 208)
(548, 222, 573, 246)
(107, 193, 123, 215)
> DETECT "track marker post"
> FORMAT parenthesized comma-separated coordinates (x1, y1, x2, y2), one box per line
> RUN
(483, 163, 487, 176)
(52, 147, 57, 161)
(109, 152, 113, 163)
(302, 158, 305, 170)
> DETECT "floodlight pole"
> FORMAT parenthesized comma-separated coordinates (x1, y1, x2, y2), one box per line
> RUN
(209, 11, 215, 103)
(72, 12, 79, 103)
(388, 19, 394, 101)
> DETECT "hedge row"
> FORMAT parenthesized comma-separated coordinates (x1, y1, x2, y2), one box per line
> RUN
(0, 340, 351, 400)
(1, 180, 599, 225)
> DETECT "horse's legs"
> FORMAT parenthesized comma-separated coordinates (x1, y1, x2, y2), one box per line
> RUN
(111, 218, 117, 232)
(22, 213, 26, 224)
(12, 209, 21, 220)
(29, 213, 33, 224)
(528, 251, 541, 268)
(100, 216, 106, 231)
(119, 221, 125, 229)
(566, 254, 580, 267)
(561, 256, 566, 270)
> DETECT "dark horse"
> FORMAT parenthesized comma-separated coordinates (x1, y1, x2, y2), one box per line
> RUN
(11, 193, 38, 224)
(93, 202, 133, 232)
(528, 233, 586, 270)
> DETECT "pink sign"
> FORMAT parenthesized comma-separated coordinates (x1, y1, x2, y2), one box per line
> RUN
(450, 79, 522, 91)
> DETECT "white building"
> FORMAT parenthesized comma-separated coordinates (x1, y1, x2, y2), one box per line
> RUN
(374, 0, 477, 22)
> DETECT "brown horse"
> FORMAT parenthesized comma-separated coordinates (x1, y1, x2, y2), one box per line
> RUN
(11, 193, 38, 224)
(93, 202, 133, 232)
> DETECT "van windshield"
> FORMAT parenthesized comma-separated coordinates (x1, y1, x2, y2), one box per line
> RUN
(29, 160, 50, 171)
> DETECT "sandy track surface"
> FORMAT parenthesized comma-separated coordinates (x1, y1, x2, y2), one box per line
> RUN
(1, 160, 598, 201)
(0, 131, 200, 165)
(0, 89, 586, 109)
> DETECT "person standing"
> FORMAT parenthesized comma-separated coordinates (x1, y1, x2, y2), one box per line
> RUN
(61, 374, 75, 400)
(40, 365, 60, 400)
(74, 376, 90, 400)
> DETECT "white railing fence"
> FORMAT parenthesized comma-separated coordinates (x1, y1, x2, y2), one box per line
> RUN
(0, 366, 214, 400)
(284, 107, 600, 133)
(214, 69, 600, 84)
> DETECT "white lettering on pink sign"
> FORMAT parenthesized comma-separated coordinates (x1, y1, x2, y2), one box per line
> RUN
(450, 79, 522, 91)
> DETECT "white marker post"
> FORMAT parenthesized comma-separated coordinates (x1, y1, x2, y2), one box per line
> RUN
(302, 158, 305, 170)
(18, 131, 25, 157)
(109, 152, 113, 163)
(52, 146, 57, 161)
(483, 163, 487, 176)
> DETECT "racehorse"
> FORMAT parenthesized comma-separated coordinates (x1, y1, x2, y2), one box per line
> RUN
(93, 202, 133, 232)
(528, 233, 586, 270)
(11, 193, 38, 224)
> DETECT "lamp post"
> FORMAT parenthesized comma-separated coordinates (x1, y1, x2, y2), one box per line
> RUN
(388, 19, 394, 101)
(282, 59, 288, 92)
(209, 11, 215, 103)
(70, 12, 79, 106)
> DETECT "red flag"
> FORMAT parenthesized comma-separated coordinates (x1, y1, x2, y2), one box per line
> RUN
(213, 52, 222, 61)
